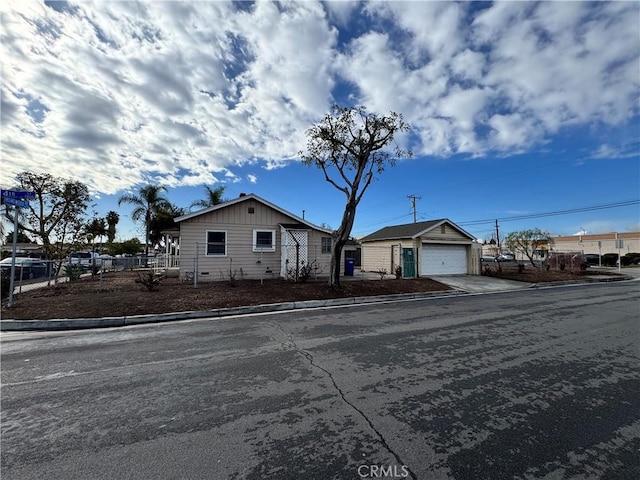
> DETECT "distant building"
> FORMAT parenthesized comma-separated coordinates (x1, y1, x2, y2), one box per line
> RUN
(552, 232, 639, 255)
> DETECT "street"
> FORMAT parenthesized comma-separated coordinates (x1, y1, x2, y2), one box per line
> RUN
(1, 282, 639, 479)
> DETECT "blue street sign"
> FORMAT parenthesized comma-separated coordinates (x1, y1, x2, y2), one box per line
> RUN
(3, 197, 30, 208)
(1, 189, 36, 200)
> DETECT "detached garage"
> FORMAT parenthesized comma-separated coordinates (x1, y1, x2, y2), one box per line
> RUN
(360, 219, 481, 277)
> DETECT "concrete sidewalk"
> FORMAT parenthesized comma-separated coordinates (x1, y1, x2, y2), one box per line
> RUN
(429, 275, 533, 293)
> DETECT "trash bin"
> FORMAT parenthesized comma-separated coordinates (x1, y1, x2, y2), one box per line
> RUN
(345, 258, 355, 276)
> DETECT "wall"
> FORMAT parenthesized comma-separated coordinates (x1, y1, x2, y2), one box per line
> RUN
(552, 232, 640, 256)
(178, 199, 332, 281)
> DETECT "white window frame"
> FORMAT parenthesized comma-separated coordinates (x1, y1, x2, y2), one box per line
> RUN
(321, 236, 332, 254)
(253, 229, 276, 252)
(206, 230, 227, 256)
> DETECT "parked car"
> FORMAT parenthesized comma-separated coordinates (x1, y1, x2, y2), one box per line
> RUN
(0, 257, 50, 280)
(67, 252, 101, 271)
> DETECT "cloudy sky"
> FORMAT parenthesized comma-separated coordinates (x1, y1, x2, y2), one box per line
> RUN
(2, 0, 639, 241)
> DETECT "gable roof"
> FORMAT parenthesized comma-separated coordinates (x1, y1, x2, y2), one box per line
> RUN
(174, 193, 332, 234)
(360, 218, 475, 242)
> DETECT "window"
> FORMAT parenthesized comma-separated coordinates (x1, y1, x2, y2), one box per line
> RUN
(321, 237, 332, 254)
(253, 229, 275, 252)
(440, 225, 446, 234)
(206, 231, 226, 256)
(248, 207, 255, 214)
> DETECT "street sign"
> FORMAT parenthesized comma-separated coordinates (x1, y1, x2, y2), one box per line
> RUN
(1, 189, 36, 200)
(3, 197, 30, 208)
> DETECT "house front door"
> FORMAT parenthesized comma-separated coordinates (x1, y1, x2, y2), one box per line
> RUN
(402, 248, 416, 278)
(281, 229, 308, 278)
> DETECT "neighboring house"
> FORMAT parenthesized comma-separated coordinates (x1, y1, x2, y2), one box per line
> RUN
(173, 193, 336, 281)
(360, 219, 482, 277)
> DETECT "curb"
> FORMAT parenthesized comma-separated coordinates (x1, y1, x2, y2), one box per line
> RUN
(1, 290, 465, 332)
(528, 275, 633, 289)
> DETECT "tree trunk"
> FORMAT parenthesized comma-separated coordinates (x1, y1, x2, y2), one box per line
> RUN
(329, 201, 357, 288)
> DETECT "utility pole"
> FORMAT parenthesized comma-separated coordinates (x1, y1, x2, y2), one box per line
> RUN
(407, 195, 422, 223)
(495, 219, 501, 253)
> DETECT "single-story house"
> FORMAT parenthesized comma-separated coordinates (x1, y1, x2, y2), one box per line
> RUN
(360, 219, 482, 277)
(172, 193, 339, 282)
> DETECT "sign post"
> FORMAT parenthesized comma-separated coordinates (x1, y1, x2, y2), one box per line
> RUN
(2, 190, 36, 308)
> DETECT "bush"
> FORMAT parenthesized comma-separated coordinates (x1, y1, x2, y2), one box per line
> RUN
(622, 252, 640, 266)
(64, 264, 82, 282)
(134, 270, 164, 291)
(395, 265, 402, 279)
(601, 253, 619, 267)
(1, 272, 10, 299)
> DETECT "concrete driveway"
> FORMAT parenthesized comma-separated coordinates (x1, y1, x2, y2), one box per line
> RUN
(428, 274, 532, 293)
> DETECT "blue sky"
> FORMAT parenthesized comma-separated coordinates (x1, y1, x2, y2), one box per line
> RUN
(1, 0, 639, 243)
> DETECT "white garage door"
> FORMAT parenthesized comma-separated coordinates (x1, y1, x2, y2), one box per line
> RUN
(422, 244, 468, 275)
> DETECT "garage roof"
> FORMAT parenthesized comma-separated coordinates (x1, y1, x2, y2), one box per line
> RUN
(360, 218, 475, 242)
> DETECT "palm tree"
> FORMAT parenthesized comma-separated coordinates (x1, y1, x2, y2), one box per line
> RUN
(105, 211, 119, 243)
(118, 185, 170, 258)
(189, 185, 227, 210)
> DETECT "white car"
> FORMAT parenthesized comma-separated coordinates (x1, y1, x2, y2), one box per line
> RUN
(67, 252, 101, 270)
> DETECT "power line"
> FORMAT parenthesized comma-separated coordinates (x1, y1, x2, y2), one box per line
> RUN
(457, 199, 640, 227)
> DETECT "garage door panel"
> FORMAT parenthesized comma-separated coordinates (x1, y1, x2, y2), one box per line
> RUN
(422, 244, 467, 275)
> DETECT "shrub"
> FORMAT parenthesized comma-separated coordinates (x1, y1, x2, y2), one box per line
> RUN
(602, 253, 619, 267)
(394, 265, 402, 279)
(286, 260, 318, 283)
(134, 270, 164, 291)
(64, 264, 82, 282)
(622, 252, 640, 266)
(1, 272, 10, 299)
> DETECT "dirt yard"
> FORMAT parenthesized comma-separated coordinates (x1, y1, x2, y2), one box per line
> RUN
(482, 263, 620, 282)
(2, 266, 623, 321)
(2, 270, 452, 320)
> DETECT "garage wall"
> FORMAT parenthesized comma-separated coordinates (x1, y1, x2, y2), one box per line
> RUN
(361, 240, 401, 273)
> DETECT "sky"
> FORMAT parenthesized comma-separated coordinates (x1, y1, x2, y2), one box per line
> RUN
(1, 0, 639, 244)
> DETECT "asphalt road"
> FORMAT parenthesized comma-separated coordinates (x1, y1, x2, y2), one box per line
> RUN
(1, 282, 639, 480)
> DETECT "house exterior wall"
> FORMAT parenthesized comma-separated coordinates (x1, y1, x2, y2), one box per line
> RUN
(361, 239, 405, 274)
(178, 199, 333, 281)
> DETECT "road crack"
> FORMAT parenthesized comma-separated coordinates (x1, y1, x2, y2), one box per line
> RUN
(269, 321, 418, 480)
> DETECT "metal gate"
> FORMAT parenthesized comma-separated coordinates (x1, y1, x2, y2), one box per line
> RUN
(281, 228, 308, 278)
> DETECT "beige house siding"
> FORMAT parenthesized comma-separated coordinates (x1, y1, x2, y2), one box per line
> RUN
(178, 199, 333, 281)
(361, 240, 403, 273)
(420, 223, 473, 243)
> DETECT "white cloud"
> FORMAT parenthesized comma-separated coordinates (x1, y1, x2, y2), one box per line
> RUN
(1, 0, 637, 197)
(247, 174, 258, 184)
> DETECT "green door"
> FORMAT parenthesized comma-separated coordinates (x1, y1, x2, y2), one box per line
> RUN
(402, 248, 416, 278)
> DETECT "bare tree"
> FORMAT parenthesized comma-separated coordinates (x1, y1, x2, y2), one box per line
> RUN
(505, 228, 554, 267)
(300, 105, 411, 287)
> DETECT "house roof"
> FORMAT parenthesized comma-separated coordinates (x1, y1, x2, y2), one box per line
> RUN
(360, 218, 475, 242)
(174, 193, 332, 234)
